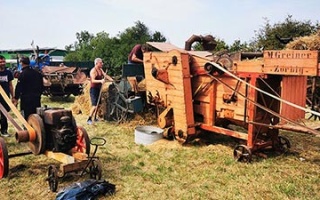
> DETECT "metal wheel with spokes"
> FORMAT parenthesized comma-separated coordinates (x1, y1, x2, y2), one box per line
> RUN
(233, 144, 252, 163)
(277, 136, 291, 153)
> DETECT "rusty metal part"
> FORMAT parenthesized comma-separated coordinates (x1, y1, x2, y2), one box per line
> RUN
(274, 136, 291, 153)
(233, 144, 252, 163)
(15, 130, 30, 143)
(185, 34, 217, 51)
(27, 114, 46, 155)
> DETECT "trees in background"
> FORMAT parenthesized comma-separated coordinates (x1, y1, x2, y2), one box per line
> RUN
(213, 15, 319, 52)
(64, 21, 166, 76)
(252, 15, 319, 50)
(64, 16, 319, 76)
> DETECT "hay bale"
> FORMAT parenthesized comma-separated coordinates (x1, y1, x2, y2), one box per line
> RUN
(286, 30, 320, 50)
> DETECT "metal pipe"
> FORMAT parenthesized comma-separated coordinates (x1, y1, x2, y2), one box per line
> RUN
(185, 34, 217, 51)
(15, 130, 30, 143)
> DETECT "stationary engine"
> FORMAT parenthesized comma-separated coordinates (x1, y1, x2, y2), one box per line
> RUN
(37, 107, 77, 153)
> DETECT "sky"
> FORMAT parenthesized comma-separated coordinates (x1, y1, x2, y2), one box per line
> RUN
(0, 0, 319, 50)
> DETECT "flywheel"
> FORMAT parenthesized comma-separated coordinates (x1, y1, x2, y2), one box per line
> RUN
(27, 114, 46, 155)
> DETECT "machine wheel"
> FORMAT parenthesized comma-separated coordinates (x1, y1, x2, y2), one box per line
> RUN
(174, 130, 187, 143)
(217, 55, 233, 71)
(47, 165, 58, 192)
(73, 126, 90, 155)
(233, 145, 252, 163)
(89, 159, 102, 180)
(114, 105, 128, 123)
(0, 138, 9, 179)
(277, 136, 291, 153)
(27, 114, 46, 155)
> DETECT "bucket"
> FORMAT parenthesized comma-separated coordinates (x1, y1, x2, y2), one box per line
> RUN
(134, 126, 163, 145)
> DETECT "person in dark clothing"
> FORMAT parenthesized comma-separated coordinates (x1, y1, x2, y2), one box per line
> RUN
(127, 44, 148, 92)
(0, 55, 14, 137)
(13, 56, 43, 120)
(128, 44, 147, 64)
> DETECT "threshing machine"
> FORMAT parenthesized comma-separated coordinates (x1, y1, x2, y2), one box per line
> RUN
(143, 35, 320, 162)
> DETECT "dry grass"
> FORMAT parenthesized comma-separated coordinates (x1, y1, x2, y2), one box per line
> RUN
(286, 30, 320, 50)
(0, 97, 320, 200)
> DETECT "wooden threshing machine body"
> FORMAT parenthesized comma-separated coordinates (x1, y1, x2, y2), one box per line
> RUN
(144, 42, 320, 158)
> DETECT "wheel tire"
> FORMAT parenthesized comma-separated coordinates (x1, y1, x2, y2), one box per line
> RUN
(0, 138, 9, 178)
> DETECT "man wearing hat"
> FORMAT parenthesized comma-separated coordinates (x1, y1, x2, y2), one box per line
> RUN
(13, 56, 44, 119)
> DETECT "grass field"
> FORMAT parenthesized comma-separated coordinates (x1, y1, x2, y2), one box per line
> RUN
(0, 96, 319, 200)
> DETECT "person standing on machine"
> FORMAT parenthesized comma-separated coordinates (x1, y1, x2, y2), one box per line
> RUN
(0, 55, 14, 137)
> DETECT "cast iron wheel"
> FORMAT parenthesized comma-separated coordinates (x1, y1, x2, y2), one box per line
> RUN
(115, 106, 128, 123)
(27, 114, 46, 155)
(47, 165, 58, 192)
(89, 159, 102, 180)
(277, 136, 291, 153)
(233, 145, 252, 163)
(0, 138, 9, 179)
(73, 126, 91, 156)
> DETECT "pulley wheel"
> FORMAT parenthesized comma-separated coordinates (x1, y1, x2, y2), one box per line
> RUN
(204, 63, 214, 74)
(73, 126, 90, 155)
(217, 55, 233, 71)
(27, 114, 46, 155)
(47, 165, 58, 192)
(0, 138, 9, 179)
(233, 144, 252, 163)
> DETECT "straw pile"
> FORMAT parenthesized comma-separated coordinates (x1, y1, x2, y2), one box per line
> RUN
(71, 80, 111, 119)
(286, 30, 320, 50)
(70, 78, 147, 121)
